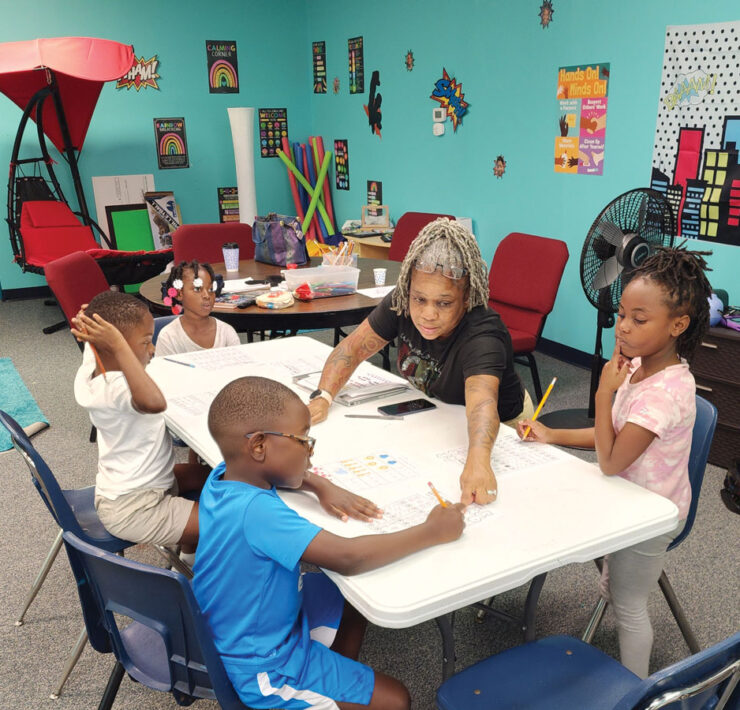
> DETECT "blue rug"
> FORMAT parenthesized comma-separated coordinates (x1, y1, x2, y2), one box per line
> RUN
(0, 358, 49, 451)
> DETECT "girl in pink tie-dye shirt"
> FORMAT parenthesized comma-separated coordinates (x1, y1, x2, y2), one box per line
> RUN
(517, 245, 713, 678)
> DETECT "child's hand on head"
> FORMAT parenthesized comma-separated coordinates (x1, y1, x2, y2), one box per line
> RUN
(516, 418, 550, 443)
(598, 342, 632, 395)
(315, 480, 383, 522)
(71, 313, 126, 354)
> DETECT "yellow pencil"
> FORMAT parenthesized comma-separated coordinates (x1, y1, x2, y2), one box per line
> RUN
(522, 377, 558, 440)
(427, 481, 448, 508)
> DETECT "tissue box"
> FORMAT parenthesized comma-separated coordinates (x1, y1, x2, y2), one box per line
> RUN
(282, 265, 360, 300)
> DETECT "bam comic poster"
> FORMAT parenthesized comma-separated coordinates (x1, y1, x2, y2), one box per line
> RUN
(651, 22, 740, 247)
(206, 40, 239, 93)
(555, 62, 610, 175)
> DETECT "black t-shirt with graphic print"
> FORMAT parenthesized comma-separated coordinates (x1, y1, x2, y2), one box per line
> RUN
(367, 292, 524, 421)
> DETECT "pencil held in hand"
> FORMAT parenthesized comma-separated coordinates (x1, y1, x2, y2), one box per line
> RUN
(428, 481, 449, 508)
(522, 377, 557, 440)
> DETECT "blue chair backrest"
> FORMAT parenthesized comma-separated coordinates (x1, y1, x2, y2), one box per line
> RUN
(669, 395, 718, 551)
(152, 314, 177, 345)
(612, 631, 739, 710)
(0, 409, 83, 535)
(62, 531, 248, 709)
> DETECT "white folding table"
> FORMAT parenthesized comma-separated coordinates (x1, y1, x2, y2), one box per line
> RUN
(148, 337, 679, 678)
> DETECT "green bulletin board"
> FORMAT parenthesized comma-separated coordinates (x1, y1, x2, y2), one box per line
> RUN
(105, 204, 154, 293)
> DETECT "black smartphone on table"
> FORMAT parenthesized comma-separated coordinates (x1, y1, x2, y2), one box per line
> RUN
(377, 398, 437, 417)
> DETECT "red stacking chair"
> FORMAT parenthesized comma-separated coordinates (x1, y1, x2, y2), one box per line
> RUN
(172, 222, 254, 265)
(45, 251, 111, 329)
(388, 211, 455, 262)
(488, 232, 569, 401)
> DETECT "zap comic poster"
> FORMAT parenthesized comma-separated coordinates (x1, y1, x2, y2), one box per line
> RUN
(313, 41, 327, 93)
(651, 21, 740, 246)
(218, 187, 239, 223)
(554, 63, 609, 175)
(335, 140, 349, 190)
(348, 36, 364, 94)
(258, 108, 289, 158)
(154, 118, 189, 170)
(206, 41, 239, 93)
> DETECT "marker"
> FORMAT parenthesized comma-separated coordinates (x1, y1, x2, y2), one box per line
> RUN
(344, 414, 403, 421)
(522, 377, 558, 441)
(164, 357, 196, 368)
(427, 481, 449, 508)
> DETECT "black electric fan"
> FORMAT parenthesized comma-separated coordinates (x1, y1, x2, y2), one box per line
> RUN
(538, 188, 675, 431)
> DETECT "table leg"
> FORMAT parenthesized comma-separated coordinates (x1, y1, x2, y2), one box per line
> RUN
(435, 612, 456, 680)
(522, 572, 547, 642)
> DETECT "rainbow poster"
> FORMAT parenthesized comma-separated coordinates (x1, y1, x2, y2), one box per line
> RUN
(206, 40, 239, 94)
(335, 139, 349, 190)
(258, 108, 289, 158)
(153, 118, 189, 170)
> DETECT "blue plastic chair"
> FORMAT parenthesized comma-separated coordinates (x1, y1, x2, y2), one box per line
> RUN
(152, 313, 177, 345)
(436, 632, 739, 710)
(582, 396, 719, 654)
(0, 409, 133, 698)
(61, 531, 252, 710)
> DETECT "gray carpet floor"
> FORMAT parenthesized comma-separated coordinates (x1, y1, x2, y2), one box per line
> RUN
(0, 297, 738, 710)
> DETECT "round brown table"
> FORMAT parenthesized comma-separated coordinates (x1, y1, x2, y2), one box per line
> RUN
(139, 257, 401, 340)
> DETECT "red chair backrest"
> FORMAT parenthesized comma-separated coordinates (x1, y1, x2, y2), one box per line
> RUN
(172, 223, 254, 265)
(45, 251, 110, 326)
(488, 232, 569, 341)
(20, 201, 99, 267)
(388, 212, 456, 262)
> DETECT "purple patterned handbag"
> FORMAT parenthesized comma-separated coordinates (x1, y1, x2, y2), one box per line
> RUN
(252, 213, 309, 267)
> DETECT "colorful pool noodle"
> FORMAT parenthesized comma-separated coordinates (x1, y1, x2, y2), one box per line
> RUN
(276, 149, 335, 234)
(294, 144, 316, 240)
(293, 142, 309, 215)
(315, 136, 337, 232)
(306, 138, 329, 242)
(301, 145, 319, 240)
(302, 151, 331, 235)
(281, 137, 306, 228)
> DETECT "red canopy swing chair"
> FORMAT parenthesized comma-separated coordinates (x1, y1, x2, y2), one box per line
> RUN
(0, 37, 172, 332)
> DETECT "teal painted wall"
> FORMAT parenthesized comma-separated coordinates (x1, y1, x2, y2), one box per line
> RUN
(305, 0, 740, 355)
(2, 1, 739, 356)
(0, 0, 308, 293)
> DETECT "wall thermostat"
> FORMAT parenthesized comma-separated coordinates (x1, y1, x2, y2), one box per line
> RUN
(432, 107, 446, 122)
(432, 122, 445, 136)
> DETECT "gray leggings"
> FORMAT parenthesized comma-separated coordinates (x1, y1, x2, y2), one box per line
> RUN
(600, 520, 685, 678)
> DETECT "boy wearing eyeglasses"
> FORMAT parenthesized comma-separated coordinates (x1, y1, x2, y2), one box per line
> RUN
(309, 218, 533, 508)
(193, 375, 465, 710)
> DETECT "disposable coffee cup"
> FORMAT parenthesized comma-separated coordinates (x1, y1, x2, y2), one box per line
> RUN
(373, 268, 387, 286)
(222, 242, 240, 271)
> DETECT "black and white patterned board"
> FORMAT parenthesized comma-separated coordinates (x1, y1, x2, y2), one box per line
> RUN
(651, 23, 740, 246)
(653, 22, 739, 174)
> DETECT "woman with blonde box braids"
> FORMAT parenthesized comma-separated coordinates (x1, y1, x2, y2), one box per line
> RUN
(308, 218, 534, 506)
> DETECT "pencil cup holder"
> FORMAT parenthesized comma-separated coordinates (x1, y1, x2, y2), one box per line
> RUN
(321, 253, 358, 268)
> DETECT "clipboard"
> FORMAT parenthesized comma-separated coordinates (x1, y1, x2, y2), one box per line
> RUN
(293, 371, 409, 407)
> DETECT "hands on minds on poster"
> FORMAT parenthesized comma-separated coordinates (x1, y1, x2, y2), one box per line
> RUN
(555, 63, 609, 176)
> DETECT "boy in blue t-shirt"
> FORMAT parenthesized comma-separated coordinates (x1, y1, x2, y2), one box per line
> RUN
(193, 375, 466, 710)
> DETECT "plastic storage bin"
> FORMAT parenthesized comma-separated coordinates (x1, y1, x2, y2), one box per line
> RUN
(282, 265, 360, 300)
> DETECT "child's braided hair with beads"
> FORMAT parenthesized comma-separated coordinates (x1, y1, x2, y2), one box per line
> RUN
(160, 260, 224, 315)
